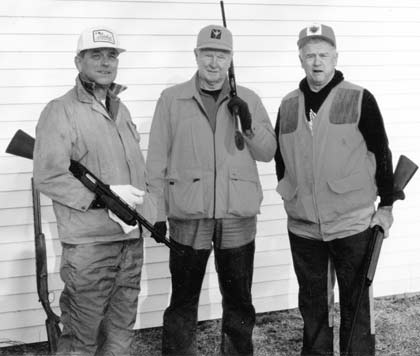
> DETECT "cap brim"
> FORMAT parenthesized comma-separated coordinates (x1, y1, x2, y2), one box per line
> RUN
(77, 45, 126, 55)
(297, 36, 335, 48)
(196, 44, 232, 51)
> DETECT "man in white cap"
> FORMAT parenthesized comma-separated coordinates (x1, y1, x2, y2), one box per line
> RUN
(33, 27, 146, 355)
(146, 24, 276, 355)
(275, 23, 394, 356)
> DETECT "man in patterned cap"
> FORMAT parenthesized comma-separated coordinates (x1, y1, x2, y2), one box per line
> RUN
(275, 23, 394, 356)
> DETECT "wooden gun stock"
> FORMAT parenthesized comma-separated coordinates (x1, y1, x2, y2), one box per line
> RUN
(365, 155, 418, 285)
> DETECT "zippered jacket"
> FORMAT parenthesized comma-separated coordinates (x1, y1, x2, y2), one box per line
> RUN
(33, 77, 146, 244)
(146, 74, 276, 222)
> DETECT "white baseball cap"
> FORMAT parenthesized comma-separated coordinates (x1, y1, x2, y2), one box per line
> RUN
(76, 27, 126, 54)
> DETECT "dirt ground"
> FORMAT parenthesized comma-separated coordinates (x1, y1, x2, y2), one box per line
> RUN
(1, 293, 419, 356)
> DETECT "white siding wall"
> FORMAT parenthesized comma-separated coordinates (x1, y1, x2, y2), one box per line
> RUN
(1, 0, 419, 345)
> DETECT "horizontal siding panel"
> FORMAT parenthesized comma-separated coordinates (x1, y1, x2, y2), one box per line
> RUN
(2, 63, 420, 89)
(0, 105, 45, 125)
(2, 1, 420, 22)
(3, 79, 420, 107)
(3, 51, 420, 72)
(1, 32, 419, 53)
(5, 0, 420, 9)
(2, 19, 420, 43)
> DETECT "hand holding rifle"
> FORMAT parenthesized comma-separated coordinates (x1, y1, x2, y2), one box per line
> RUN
(220, 0, 254, 150)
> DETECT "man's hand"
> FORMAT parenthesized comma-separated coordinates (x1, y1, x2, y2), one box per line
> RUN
(152, 221, 167, 239)
(227, 96, 252, 132)
(110, 185, 144, 207)
(108, 210, 138, 234)
(370, 206, 393, 238)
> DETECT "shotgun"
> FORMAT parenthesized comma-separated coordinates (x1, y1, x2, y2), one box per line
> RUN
(345, 154, 418, 354)
(6, 129, 183, 256)
(32, 177, 61, 353)
(220, 0, 245, 150)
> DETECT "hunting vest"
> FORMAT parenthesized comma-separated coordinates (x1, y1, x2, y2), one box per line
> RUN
(277, 81, 377, 240)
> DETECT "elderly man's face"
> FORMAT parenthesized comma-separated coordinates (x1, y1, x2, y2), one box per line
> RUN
(195, 48, 232, 89)
(299, 39, 338, 92)
(75, 48, 119, 86)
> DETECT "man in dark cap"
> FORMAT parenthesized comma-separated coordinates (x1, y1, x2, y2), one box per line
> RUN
(146, 24, 276, 356)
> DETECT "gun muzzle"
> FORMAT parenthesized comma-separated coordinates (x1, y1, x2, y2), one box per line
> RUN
(5, 129, 35, 160)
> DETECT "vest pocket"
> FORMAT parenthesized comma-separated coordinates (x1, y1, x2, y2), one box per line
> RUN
(325, 170, 376, 217)
(228, 167, 262, 216)
(327, 171, 366, 194)
(167, 169, 205, 216)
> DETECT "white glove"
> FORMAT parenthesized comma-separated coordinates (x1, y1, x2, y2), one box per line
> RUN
(370, 206, 393, 238)
(108, 210, 138, 234)
(110, 185, 144, 208)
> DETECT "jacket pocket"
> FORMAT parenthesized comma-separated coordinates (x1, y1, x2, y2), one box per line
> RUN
(167, 169, 205, 216)
(228, 167, 262, 216)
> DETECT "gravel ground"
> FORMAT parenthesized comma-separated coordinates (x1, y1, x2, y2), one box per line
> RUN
(1, 293, 419, 356)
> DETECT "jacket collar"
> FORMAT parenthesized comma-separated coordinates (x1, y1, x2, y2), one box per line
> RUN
(178, 72, 230, 100)
(75, 74, 127, 103)
(75, 74, 127, 120)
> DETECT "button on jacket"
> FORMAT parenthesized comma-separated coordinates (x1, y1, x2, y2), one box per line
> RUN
(147, 73, 276, 222)
(33, 76, 146, 244)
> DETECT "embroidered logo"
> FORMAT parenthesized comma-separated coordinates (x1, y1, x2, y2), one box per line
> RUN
(210, 29, 222, 39)
(92, 30, 115, 44)
(307, 24, 322, 36)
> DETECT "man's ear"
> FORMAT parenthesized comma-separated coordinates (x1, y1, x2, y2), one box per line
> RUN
(74, 55, 82, 72)
(193, 48, 200, 65)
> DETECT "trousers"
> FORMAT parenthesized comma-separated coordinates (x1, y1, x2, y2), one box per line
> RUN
(289, 228, 375, 356)
(57, 238, 143, 356)
(162, 238, 256, 356)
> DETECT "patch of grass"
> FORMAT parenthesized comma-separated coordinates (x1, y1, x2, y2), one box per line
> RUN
(1, 294, 419, 355)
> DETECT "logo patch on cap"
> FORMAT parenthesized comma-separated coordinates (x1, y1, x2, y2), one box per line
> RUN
(307, 24, 321, 36)
(210, 29, 222, 39)
(92, 29, 115, 44)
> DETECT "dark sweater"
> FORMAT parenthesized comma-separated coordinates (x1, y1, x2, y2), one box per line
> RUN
(274, 70, 394, 206)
